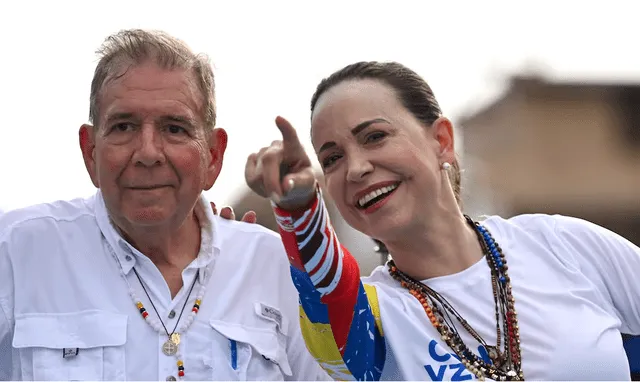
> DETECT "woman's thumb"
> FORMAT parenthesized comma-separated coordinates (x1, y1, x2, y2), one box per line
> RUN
(278, 169, 316, 208)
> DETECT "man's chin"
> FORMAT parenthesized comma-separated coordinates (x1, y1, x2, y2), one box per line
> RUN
(124, 208, 173, 227)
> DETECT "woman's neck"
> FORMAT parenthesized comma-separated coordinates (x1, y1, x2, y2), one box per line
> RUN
(384, 207, 484, 281)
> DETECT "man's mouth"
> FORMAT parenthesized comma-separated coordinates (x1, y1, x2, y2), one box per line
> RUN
(128, 185, 169, 190)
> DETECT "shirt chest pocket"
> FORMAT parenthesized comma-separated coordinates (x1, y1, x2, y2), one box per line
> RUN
(208, 320, 293, 380)
(12, 310, 127, 381)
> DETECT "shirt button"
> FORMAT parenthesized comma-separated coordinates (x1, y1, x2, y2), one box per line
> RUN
(166, 376, 177, 381)
(125, 255, 132, 261)
(168, 310, 176, 319)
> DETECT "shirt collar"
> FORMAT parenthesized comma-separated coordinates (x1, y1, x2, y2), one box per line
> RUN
(94, 190, 220, 279)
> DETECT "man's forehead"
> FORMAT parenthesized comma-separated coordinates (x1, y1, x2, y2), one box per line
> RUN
(103, 101, 198, 122)
(99, 63, 204, 123)
(107, 62, 195, 88)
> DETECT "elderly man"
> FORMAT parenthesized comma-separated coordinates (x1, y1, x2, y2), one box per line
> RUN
(0, 29, 328, 381)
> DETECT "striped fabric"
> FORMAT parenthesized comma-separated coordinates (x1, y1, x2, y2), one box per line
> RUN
(272, 189, 386, 381)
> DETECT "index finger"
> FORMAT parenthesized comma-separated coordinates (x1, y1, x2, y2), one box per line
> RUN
(275, 116, 301, 146)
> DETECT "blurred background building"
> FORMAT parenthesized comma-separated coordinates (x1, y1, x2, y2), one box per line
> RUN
(461, 75, 640, 242)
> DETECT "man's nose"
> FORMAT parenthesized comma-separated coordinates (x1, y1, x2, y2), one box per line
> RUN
(132, 125, 166, 167)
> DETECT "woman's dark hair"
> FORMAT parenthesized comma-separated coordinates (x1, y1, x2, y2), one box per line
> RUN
(310, 61, 462, 204)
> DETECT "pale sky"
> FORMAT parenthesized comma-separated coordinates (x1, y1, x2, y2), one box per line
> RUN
(1, 0, 639, 212)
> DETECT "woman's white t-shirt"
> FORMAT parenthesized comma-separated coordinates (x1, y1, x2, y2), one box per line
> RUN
(274, 193, 640, 381)
(365, 214, 640, 380)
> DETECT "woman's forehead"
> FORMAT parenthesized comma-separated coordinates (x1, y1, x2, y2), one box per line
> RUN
(310, 80, 401, 139)
(313, 79, 397, 113)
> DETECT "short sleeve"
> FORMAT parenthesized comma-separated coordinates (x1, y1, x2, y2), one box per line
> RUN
(551, 215, 640, 334)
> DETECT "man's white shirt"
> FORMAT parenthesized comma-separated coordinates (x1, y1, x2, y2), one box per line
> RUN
(0, 192, 329, 380)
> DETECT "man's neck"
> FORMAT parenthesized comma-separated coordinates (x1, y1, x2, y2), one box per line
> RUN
(114, 210, 203, 271)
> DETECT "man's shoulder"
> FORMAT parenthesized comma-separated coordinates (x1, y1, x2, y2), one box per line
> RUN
(213, 216, 282, 244)
(212, 217, 288, 265)
(0, 196, 97, 241)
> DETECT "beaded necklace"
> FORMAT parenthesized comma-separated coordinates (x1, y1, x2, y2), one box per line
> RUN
(107, 243, 209, 380)
(132, 268, 203, 379)
(388, 215, 524, 381)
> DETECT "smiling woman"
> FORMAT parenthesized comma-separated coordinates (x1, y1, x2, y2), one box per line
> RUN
(245, 61, 640, 380)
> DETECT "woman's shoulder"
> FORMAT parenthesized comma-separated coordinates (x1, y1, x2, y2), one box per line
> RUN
(361, 264, 407, 294)
(480, 213, 615, 241)
(480, 213, 559, 231)
(479, 213, 639, 271)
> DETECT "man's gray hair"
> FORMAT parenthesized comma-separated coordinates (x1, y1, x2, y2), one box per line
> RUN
(89, 29, 216, 130)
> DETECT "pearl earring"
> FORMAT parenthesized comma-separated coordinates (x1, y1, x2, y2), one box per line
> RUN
(441, 162, 452, 171)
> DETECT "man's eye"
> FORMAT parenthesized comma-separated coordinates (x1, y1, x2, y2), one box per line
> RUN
(112, 123, 134, 132)
(167, 125, 186, 134)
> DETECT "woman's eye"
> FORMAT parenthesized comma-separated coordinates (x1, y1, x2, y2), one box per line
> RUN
(322, 154, 341, 168)
(365, 131, 386, 143)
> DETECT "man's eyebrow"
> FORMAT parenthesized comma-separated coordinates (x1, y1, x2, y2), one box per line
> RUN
(103, 113, 198, 126)
(105, 112, 135, 123)
(160, 115, 197, 126)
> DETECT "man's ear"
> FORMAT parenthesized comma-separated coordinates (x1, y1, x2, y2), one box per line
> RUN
(204, 128, 228, 190)
(79, 124, 100, 188)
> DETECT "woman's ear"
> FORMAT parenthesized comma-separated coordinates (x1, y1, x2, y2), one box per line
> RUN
(432, 116, 455, 163)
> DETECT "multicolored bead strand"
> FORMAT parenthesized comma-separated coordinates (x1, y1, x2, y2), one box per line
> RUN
(475, 222, 523, 378)
(388, 216, 525, 381)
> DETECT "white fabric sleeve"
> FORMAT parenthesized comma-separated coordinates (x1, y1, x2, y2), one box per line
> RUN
(550, 215, 640, 334)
